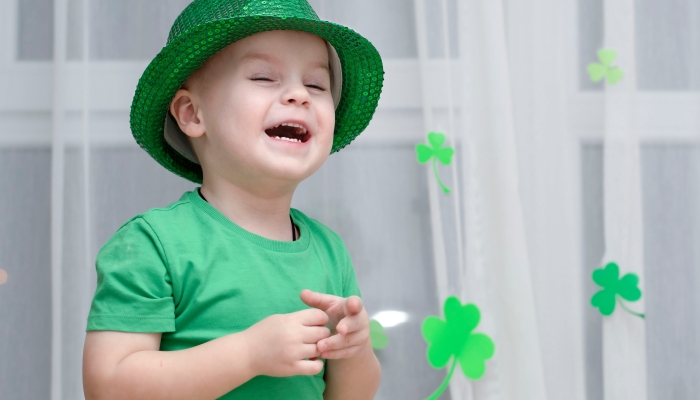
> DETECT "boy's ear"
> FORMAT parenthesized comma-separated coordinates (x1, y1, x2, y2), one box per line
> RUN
(169, 89, 206, 138)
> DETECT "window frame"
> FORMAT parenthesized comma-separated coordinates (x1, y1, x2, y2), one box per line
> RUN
(3, 0, 699, 146)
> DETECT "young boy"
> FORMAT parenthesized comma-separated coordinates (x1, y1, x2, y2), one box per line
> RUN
(81, 0, 384, 399)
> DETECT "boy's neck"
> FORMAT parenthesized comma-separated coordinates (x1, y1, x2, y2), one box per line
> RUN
(199, 179, 298, 242)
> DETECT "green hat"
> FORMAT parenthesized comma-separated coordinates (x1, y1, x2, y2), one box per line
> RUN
(130, 0, 384, 183)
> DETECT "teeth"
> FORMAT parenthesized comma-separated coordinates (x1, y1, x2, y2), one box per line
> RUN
(276, 122, 307, 134)
(272, 136, 301, 143)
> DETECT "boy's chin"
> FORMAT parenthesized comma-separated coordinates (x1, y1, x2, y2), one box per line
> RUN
(262, 164, 318, 183)
(220, 159, 317, 186)
(258, 154, 329, 182)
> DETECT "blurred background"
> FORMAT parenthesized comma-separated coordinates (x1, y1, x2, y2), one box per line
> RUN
(1, 0, 699, 399)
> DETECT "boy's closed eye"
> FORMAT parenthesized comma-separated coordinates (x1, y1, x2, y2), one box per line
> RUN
(250, 76, 327, 91)
(305, 83, 327, 91)
(251, 76, 274, 83)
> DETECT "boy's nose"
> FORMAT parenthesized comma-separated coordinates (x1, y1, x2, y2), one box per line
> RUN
(282, 83, 311, 107)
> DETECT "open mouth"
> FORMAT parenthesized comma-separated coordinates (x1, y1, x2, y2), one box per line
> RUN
(264, 122, 310, 143)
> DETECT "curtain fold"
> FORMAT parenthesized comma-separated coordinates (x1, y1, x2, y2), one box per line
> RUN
(50, 0, 68, 399)
(414, 0, 468, 397)
(504, 0, 587, 398)
(601, 0, 647, 399)
(457, 1, 547, 399)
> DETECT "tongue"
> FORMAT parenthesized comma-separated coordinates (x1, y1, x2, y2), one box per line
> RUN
(265, 125, 299, 139)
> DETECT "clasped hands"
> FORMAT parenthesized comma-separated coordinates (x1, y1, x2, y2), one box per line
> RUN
(243, 289, 370, 377)
(300, 289, 369, 359)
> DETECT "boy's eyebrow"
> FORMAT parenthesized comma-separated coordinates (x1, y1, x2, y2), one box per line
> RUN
(239, 52, 329, 72)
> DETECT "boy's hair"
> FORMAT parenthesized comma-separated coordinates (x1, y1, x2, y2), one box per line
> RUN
(181, 54, 217, 93)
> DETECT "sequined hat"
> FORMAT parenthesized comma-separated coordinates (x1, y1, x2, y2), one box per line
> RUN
(130, 0, 384, 183)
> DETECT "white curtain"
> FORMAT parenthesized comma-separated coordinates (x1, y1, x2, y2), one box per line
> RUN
(1, 0, 699, 399)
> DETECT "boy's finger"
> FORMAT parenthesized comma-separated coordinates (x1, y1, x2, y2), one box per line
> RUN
(300, 289, 341, 312)
(343, 296, 364, 316)
(317, 330, 366, 352)
(295, 359, 325, 376)
(335, 314, 367, 335)
(320, 345, 362, 360)
(301, 343, 322, 359)
(303, 326, 332, 343)
(297, 308, 330, 326)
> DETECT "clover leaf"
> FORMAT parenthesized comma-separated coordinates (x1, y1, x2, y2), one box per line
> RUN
(591, 262, 644, 319)
(416, 132, 455, 194)
(370, 319, 388, 350)
(421, 297, 494, 399)
(587, 48, 624, 85)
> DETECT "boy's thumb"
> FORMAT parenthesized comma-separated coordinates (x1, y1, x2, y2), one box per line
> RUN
(344, 296, 364, 315)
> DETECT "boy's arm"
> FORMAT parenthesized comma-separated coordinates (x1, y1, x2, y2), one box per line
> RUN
(83, 309, 329, 400)
(323, 342, 381, 400)
(83, 330, 255, 400)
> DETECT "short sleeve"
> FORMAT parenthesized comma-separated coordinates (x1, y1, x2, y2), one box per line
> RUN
(340, 240, 362, 299)
(86, 216, 176, 333)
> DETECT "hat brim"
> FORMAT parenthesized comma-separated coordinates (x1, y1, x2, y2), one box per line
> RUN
(130, 16, 384, 183)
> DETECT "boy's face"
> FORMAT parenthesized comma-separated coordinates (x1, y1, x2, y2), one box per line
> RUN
(175, 30, 336, 189)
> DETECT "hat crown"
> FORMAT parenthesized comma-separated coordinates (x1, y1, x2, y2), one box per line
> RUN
(168, 0, 320, 43)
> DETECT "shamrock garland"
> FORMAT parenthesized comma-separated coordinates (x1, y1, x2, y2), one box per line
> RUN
(422, 296, 495, 399)
(370, 319, 388, 350)
(587, 48, 624, 85)
(416, 132, 455, 194)
(591, 262, 644, 319)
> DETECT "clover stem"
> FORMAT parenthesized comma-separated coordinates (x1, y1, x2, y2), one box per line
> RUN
(432, 158, 451, 194)
(617, 298, 645, 319)
(425, 357, 458, 400)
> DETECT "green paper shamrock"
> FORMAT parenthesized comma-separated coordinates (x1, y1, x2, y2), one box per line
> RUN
(370, 319, 388, 350)
(416, 132, 455, 194)
(421, 297, 494, 399)
(587, 49, 624, 85)
(591, 262, 644, 319)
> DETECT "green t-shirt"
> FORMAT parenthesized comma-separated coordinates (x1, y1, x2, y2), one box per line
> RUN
(86, 188, 361, 399)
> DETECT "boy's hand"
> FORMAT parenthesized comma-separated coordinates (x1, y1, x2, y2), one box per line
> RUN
(242, 309, 331, 377)
(300, 289, 370, 360)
